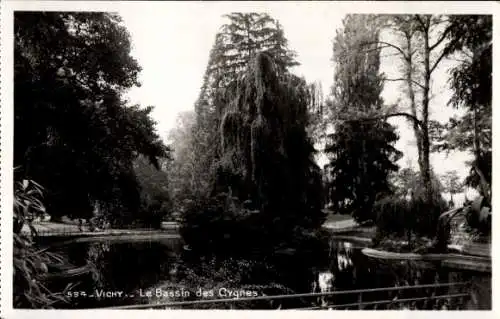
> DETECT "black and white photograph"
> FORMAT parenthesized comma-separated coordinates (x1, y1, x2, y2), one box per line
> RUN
(1, 1, 494, 314)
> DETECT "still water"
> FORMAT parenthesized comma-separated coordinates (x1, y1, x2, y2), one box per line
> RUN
(45, 238, 490, 310)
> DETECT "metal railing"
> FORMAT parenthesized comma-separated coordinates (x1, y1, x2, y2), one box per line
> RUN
(110, 281, 470, 310)
(300, 293, 469, 310)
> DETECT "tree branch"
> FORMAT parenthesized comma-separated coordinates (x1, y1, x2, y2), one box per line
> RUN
(415, 14, 427, 30)
(384, 78, 425, 90)
(450, 55, 473, 64)
(380, 52, 402, 59)
(430, 49, 448, 74)
(345, 44, 405, 61)
(431, 32, 465, 73)
(337, 112, 422, 128)
(360, 41, 409, 61)
(429, 23, 453, 51)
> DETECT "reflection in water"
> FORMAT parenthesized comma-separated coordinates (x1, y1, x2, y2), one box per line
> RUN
(49, 240, 183, 308)
(43, 238, 489, 309)
(315, 240, 491, 310)
(318, 272, 334, 292)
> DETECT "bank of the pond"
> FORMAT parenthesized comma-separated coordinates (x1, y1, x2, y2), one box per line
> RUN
(362, 248, 491, 272)
(322, 217, 491, 273)
(38, 217, 491, 273)
(24, 216, 490, 310)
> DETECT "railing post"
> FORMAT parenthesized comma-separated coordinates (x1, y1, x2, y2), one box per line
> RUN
(358, 292, 363, 310)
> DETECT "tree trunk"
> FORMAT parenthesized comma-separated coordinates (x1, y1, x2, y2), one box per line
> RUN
(421, 22, 433, 201)
(421, 126, 433, 200)
(404, 31, 425, 180)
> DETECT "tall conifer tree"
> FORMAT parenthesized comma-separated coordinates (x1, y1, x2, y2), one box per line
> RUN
(191, 13, 299, 196)
(325, 15, 401, 222)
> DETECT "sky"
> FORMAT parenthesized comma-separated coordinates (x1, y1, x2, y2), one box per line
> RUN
(118, 3, 478, 201)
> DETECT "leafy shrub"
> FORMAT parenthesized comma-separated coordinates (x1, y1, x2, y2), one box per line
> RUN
(180, 191, 330, 301)
(13, 178, 76, 308)
(129, 156, 172, 228)
(411, 194, 448, 237)
(13, 234, 78, 308)
(14, 179, 46, 233)
(373, 196, 410, 238)
(374, 191, 448, 242)
(137, 193, 171, 229)
(181, 193, 268, 258)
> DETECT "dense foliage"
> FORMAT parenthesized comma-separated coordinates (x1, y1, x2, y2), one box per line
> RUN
(13, 179, 76, 308)
(166, 111, 198, 213)
(13, 11, 492, 309)
(432, 15, 492, 203)
(188, 13, 300, 198)
(373, 184, 448, 246)
(375, 166, 448, 249)
(14, 12, 169, 224)
(324, 15, 402, 222)
(441, 170, 463, 204)
(178, 13, 325, 262)
(133, 156, 172, 228)
(183, 52, 325, 257)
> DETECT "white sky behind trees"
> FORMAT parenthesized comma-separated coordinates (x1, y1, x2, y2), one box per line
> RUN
(118, 3, 480, 202)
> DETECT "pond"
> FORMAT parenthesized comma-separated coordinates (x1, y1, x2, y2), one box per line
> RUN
(41, 238, 491, 310)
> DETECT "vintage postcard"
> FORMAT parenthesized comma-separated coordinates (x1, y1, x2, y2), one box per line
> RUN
(0, 1, 497, 318)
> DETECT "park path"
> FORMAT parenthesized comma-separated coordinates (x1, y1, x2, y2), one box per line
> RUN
(323, 218, 357, 231)
(21, 220, 180, 236)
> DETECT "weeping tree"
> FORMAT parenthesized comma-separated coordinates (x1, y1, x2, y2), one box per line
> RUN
(217, 52, 324, 230)
(183, 53, 325, 257)
(191, 13, 299, 199)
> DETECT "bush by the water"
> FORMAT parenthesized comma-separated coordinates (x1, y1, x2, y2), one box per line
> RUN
(181, 192, 329, 259)
(181, 193, 267, 257)
(180, 188, 330, 298)
(14, 178, 76, 308)
(373, 192, 448, 244)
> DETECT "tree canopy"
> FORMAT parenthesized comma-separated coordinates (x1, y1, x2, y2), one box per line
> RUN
(325, 14, 402, 222)
(189, 13, 300, 198)
(14, 12, 169, 223)
(432, 15, 492, 201)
